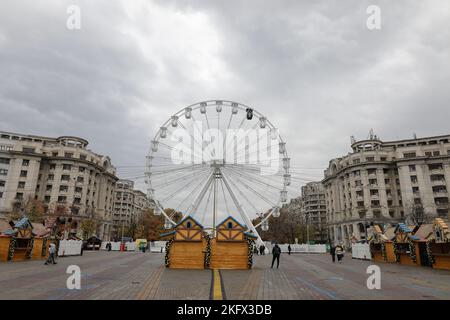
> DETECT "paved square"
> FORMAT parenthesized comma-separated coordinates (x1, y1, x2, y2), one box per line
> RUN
(1, 251, 449, 300)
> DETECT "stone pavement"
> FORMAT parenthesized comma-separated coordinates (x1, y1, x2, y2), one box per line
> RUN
(0, 251, 449, 300)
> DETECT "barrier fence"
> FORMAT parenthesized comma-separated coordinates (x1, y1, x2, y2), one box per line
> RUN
(351, 243, 372, 260)
(58, 240, 83, 256)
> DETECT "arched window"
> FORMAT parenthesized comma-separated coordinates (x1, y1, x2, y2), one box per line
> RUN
(227, 222, 233, 229)
(186, 221, 192, 228)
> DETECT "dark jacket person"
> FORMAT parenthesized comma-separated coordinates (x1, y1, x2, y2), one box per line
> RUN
(271, 243, 281, 268)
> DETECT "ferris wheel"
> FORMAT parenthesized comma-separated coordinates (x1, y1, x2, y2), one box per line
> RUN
(145, 100, 291, 245)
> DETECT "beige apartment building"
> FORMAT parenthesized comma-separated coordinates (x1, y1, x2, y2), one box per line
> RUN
(323, 133, 450, 247)
(113, 179, 152, 231)
(301, 182, 327, 243)
(0, 131, 118, 240)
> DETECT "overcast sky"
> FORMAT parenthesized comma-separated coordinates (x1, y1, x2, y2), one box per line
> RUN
(1, 0, 449, 192)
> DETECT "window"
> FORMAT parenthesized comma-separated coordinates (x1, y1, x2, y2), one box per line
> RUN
(366, 156, 375, 162)
(369, 179, 377, 186)
(80, 154, 87, 160)
(0, 180, 5, 187)
(58, 196, 67, 203)
(433, 151, 440, 156)
(388, 200, 393, 206)
(186, 221, 192, 228)
(74, 198, 81, 204)
(425, 151, 432, 157)
(433, 186, 447, 193)
(22, 147, 35, 153)
(371, 200, 380, 207)
(386, 189, 392, 196)
(77, 176, 84, 183)
(368, 169, 377, 175)
(410, 176, 418, 183)
(79, 166, 86, 172)
(63, 164, 72, 171)
(15, 193, 23, 200)
(44, 196, 50, 203)
(59, 185, 68, 192)
(0, 169, 8, 176)
(409, 165, 416, 172)
(52, 152, 59, 157)
(0, 191, 3, 198)
(18, 181, 25, 189)
(75, 187, 83, 193)
(61, 175, 70, 181)
(437, 209, 448, 217)
(434, 197, 449, 205)
(385, 179, 390, 184)
(353, 170, 361, 176)
(380, 157, 387, 161)
(431, 174, 445, 182)
(65, 152, 73, 158)
(412, 186, 420, 193)
(48, 174, 54, 181)
(370, 190, 379, 196)
(0, 158, 10, 164)
(46, 185, 52, 191)
(0, 145, 13, 151)
(353, 159, 360, 164)
(22, 159, 30, 166)
(20, 170, 28, 177)
(403, 152, 416, 158)
(49, 164, 56, 170)
(428, 163, 443, 170)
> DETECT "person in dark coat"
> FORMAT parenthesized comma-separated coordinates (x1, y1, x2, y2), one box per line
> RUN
(288, 244, 292, 255)
(329, 244, 336, 263)
(259, 245, 265, 255)
(271, 243, 281, 268)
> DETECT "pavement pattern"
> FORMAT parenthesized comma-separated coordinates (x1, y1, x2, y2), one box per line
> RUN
(1, 251, 449, 300)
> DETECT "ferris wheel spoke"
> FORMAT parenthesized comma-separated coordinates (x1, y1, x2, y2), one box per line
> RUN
(158, 140, 204, 162)
(223, 168, 277, 207)
(160, 170, 210, 203)
(184, 169, 215, 218)
(172, 170, 212, 216)
(199, 182, 214, 227)
(225, 166, 284, 191)
(222, 169, 260, 215)
(151, 166, 209, 189)
(220, 179, 231, 217)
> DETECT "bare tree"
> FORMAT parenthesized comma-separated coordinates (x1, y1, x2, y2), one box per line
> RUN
(405, 201, 433, 226)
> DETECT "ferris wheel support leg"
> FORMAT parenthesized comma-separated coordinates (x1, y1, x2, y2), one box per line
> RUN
(185, 170, 215, 219)
(221, 171, 264, 247)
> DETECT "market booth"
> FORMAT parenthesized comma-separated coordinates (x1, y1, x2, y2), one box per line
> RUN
(0, 218, 50, 262)
(210, 216, 257, 269)
(368, 225, 396, 263)
(392, 223, 421, 266)
(424, 218, 450, 270)
(161, 216, 207, 269)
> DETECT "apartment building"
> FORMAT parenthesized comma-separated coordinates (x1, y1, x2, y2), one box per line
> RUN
(301, 182, 327, 243)
(0, 131, 118, 240)
(323, 133, 450, 247)
(113, 180, 152, 229)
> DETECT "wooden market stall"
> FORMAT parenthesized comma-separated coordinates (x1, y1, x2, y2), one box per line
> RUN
(424, 218, 450, 270)
(368, 225, 396, 263)
(210, 216, 257, 269)
(392, 223, 421, 266)
(161, 216, 207, 269)
(0, 218, 50, 262)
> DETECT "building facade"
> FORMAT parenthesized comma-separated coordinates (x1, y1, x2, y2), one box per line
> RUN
(323, 133, 450, 247)
(113, 179, 152, 230)
(0, 131, 118, 240)
(301, 182, 327, 243)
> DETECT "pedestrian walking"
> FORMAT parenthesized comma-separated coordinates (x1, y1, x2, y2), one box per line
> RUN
(106, 242, 112, 251)
(45, 242, 57, 265)
(271, 242, 281, 269)
(329, 244, 336, 263)
(259, 245, 265, 255)
(288, 244, 292, 255)
(335, 244, 344, 263)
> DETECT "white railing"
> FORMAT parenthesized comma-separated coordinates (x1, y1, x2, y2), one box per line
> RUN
(270, 244, 327, 254)
(351, 243, 371, 260)
(58, 240, 83, 256)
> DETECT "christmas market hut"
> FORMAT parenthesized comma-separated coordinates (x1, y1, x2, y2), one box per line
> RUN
(210, 216, 257, 270)
(392, 223, 421, 266)
(368, 225, 396, 263)
(0, 218, 50, 262)
(161, 216, 207, 269)
(423, 218, 450, 270)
